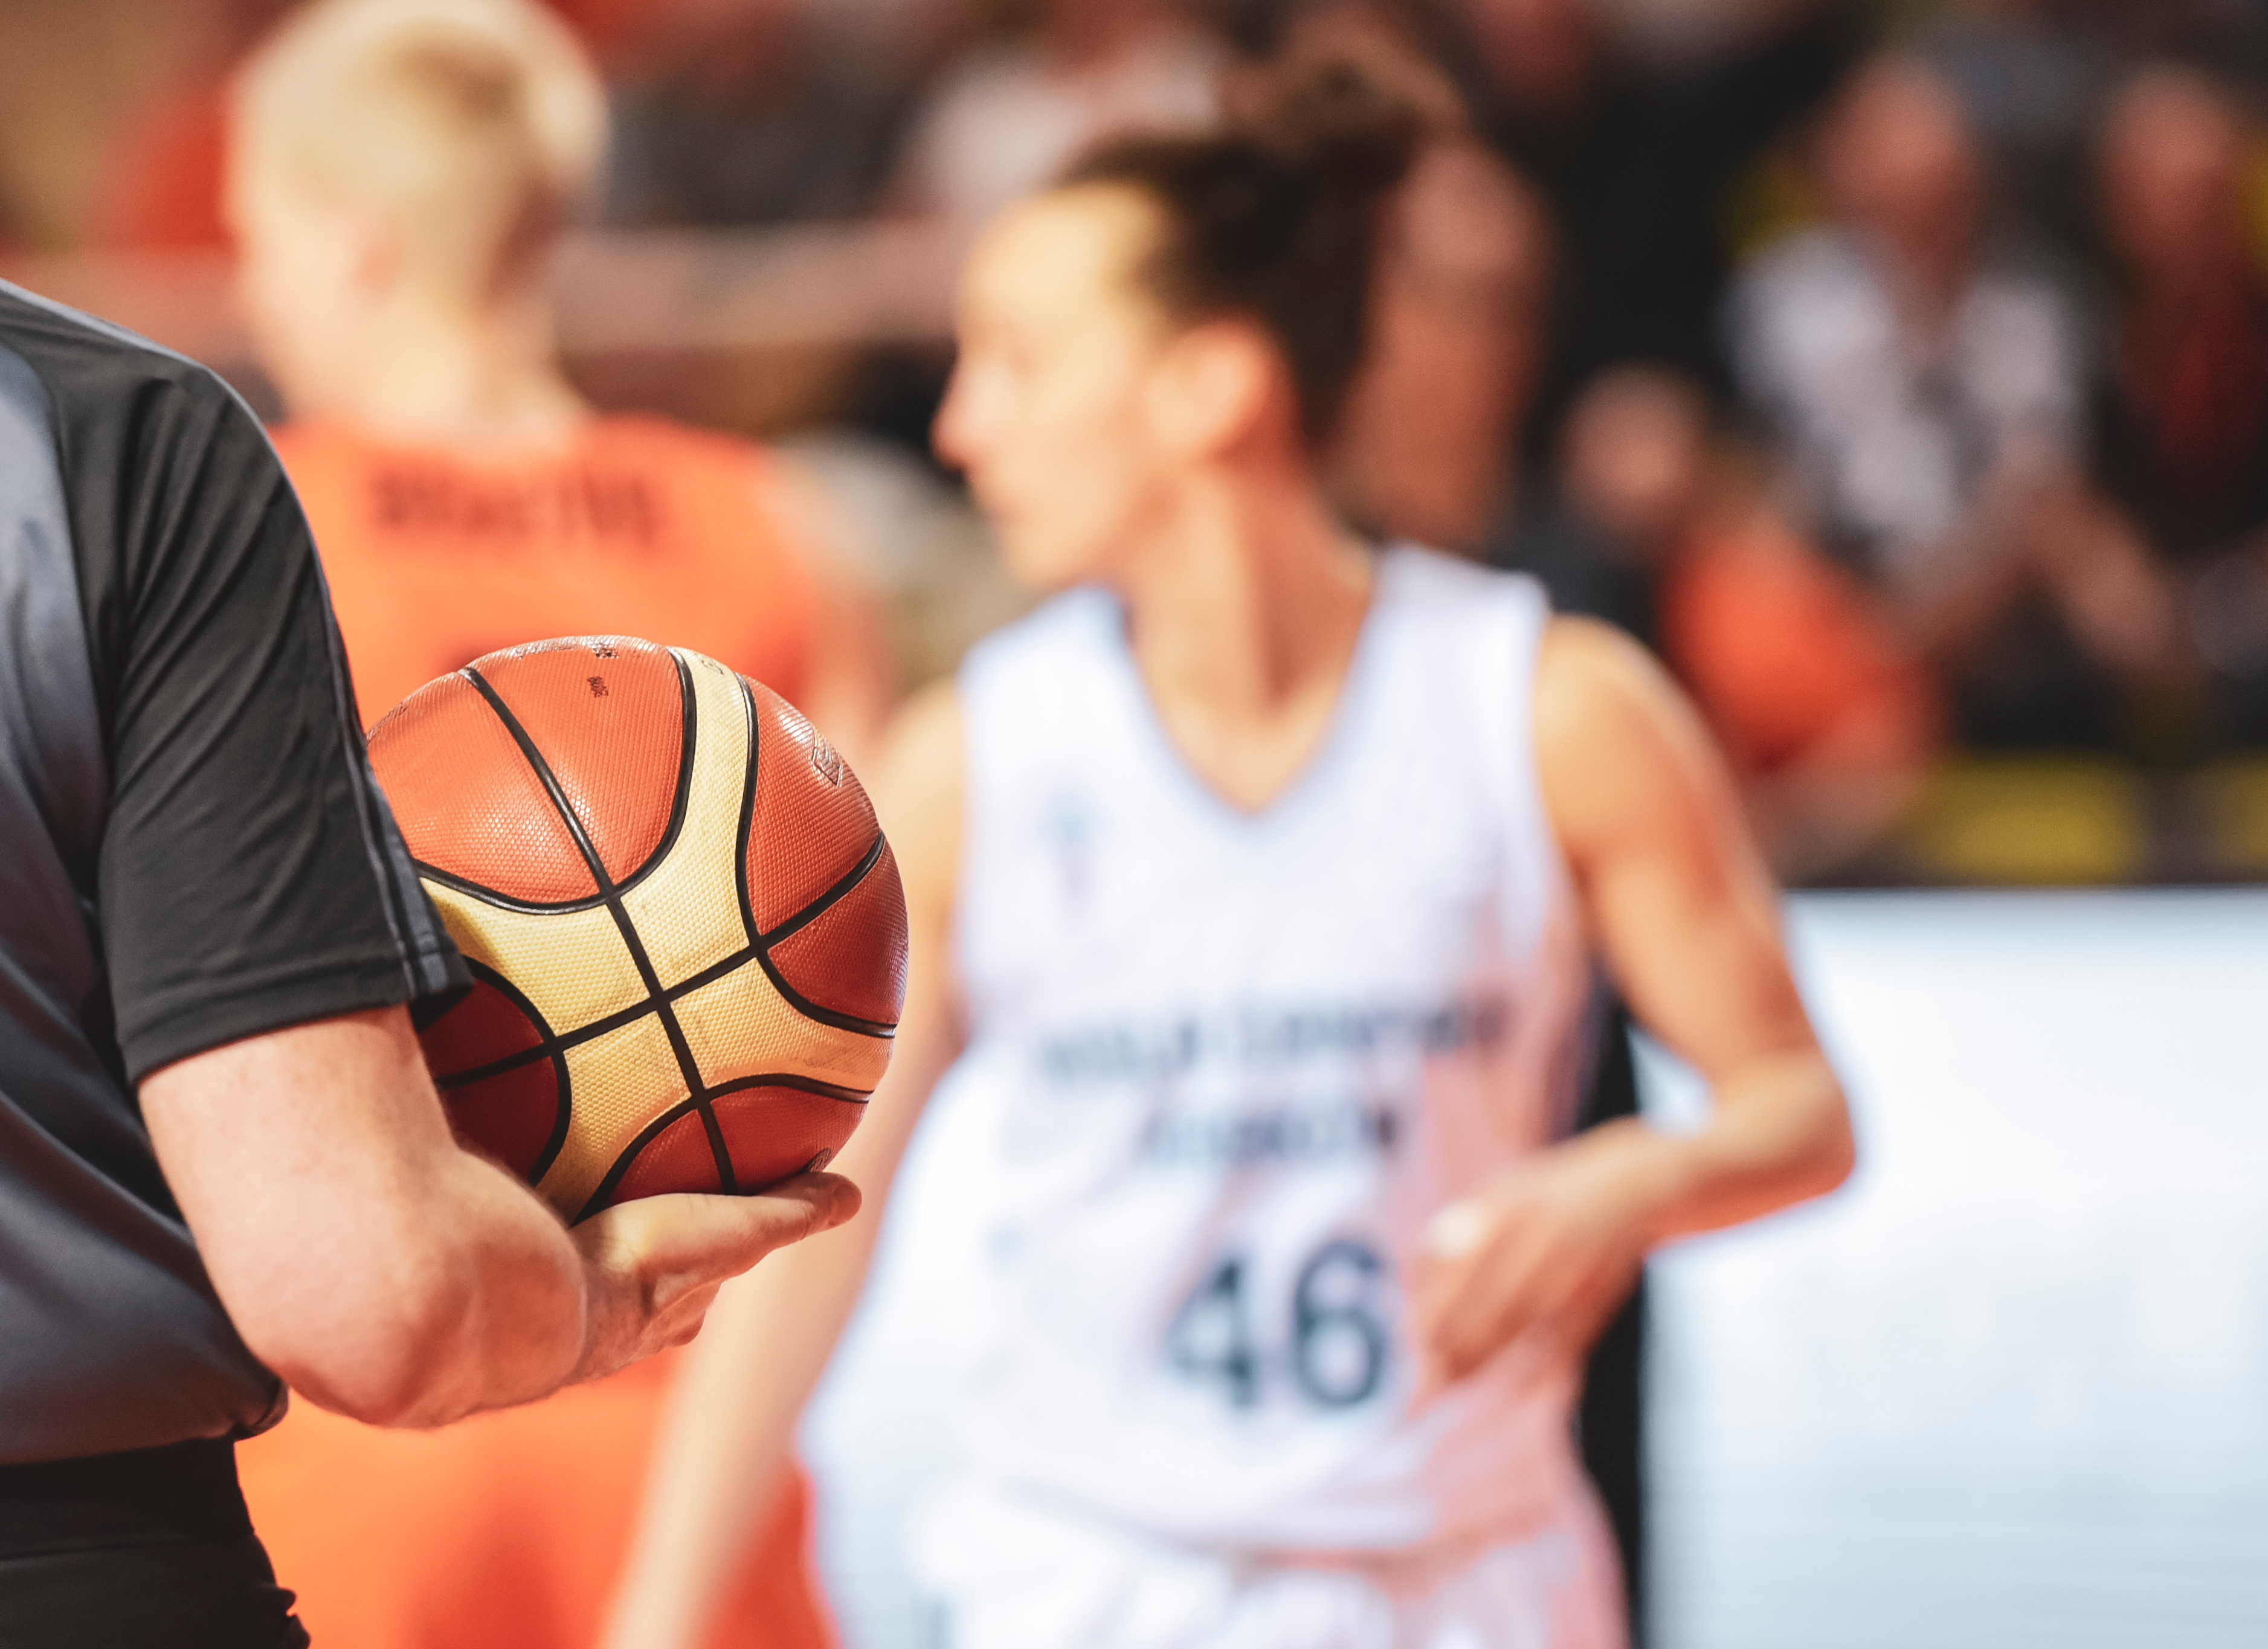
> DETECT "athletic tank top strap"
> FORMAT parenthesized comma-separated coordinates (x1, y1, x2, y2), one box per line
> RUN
(1369, 545, 1565, 960)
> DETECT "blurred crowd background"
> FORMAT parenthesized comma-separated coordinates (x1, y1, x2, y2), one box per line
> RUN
(11, 0, 2268, 887)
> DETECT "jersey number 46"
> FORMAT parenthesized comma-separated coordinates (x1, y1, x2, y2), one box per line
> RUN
(1165, 1239, 1390, 1410)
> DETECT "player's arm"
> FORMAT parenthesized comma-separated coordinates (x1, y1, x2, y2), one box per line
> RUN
(1416, 617, 1856, 1383)
(601, 682, 968, 1649)
(142, 1007, 857, 1429)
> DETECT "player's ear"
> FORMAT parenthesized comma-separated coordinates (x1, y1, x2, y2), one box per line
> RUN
(1147, 318, 1282, 463)
(348, 206, 407, 304)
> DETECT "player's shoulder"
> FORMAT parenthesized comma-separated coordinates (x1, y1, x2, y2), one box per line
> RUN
(1533, 613, 1719, 821)
(1536, 613, 1674, 716)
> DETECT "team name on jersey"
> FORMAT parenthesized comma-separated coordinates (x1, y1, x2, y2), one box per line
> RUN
(368, 461, 662, 547)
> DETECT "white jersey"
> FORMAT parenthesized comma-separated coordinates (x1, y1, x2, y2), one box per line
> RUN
(945, 547, 1597, 1555)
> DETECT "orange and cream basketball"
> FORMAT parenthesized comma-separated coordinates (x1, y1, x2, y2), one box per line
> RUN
(368, 635, 906, 1221)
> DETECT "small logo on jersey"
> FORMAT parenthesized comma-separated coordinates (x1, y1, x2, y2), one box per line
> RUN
(590, 643, 620, 660)
(587, 675, 609, 698)
(1046, 792, 1094, 911)
(809, 735, 845, 786)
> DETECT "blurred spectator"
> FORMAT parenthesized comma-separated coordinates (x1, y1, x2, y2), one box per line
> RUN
(1728, 51, 2183, 751)
(1424, 0, 1855, 424)
(1332, 107, 1933, 872)
(2092, 64, 2268, 743)
(88, 0, 294, 251)
(892, 0, 1226, 236)
(1333, 133, 1556, 551)
(1908, 0, 2115, 260)
(1912, 1, 2268, 263)
(604, 0, 920, 227)
(1551, 367, 1941, 877)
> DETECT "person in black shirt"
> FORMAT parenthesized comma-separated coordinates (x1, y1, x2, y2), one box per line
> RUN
(0, 281, 857, 1647)
(2090, 64, 2268, 745)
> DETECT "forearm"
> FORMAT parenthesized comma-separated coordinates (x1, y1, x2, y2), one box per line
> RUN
(1600, 1045, 1854, 1250)
(353, 1148, 593, 1429)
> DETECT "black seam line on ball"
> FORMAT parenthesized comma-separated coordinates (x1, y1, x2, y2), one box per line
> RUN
(416, 652, 701, 916)
(575, 1074, 873, 1224)
(433, 989, 665, 1088)
(731, 674, 762, 943)
(577, 1091, 707, 1222)
(704, 1072, 871, 1104)
(436, 957, 574, 1186)
(751, 828, 899, 1038)
(413, 860, 614, 916)
(465, 666, 738, 1195)
(430, 930, 821, 1091)
(723, 677, 893, 1038)
(745, 942, 898, 1040)
(613, 649, 701, 896)
(760, 832, 886, 947)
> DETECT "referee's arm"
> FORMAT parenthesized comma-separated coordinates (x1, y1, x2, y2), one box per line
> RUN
(90, 354, 852, 1429)
(143, 1008, 852, 1428)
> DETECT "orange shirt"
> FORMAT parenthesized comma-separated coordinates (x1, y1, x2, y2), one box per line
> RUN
(1661, 515, 1939, 776)
(277, 414, 819, 728)
(239, 1354, 832, 1649)
(242, 412, 836, 1649)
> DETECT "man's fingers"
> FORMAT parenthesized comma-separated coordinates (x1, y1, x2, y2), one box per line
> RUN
(734, 1171, 862, 1256)
(576, 1173, 862, 1287)
(651, 1172, 863, 1278)
(566, 1173, 866, 1384)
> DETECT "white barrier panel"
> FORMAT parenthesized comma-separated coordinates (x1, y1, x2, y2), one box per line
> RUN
(803, 889, 2268, 1647)
(1646, 890, 2268, 1648)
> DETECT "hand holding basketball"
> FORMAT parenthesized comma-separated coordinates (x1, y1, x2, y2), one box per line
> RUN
(568, 1172, 862, 1386)
(370, 636, 909, 1224)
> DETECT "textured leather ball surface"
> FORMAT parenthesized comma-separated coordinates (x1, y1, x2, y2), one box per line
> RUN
(370, 637, 906, 1222)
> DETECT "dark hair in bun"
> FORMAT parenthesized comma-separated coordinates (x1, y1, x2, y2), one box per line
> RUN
(1057, 42, 1460, 448)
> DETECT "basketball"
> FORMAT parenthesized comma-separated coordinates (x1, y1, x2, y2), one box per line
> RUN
(367, 636, 907, 1223)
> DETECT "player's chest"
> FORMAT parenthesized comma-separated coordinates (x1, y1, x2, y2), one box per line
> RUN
(968, 755, 1514, 997)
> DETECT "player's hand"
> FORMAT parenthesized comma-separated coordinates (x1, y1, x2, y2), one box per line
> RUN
(1411, 1127, 1656, 1391)
(569, 1172, 860, 1386)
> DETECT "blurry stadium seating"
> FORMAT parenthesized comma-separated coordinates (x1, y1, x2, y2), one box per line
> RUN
(2, 219, 956, 431)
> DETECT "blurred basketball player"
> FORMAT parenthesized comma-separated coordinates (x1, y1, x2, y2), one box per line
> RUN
(609, 47, 1855, 1649)
(230, 0, 890, 741)
(222, 4, 891, 1647)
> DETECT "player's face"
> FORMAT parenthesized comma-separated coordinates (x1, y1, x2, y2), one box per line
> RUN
(225, 152, 374, 419)
(935, 188, 1181, 591)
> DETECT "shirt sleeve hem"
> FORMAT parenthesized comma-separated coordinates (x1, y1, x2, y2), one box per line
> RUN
(123, 948, 472, 1086)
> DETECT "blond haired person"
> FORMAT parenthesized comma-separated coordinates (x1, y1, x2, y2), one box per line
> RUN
(225, 4, 888, 1647)
(228, 0, 890, 736)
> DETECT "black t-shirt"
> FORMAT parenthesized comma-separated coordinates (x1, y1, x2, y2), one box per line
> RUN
(0, 280, 466, 1464)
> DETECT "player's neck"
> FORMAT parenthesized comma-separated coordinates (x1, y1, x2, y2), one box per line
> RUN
(1116, 466, 1374, 812)
(323, 292, 588, 445)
